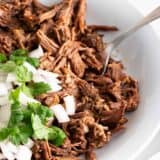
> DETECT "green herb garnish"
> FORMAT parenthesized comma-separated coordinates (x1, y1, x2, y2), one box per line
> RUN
(0, 61, 16, 72)
(27, 57, 39, 68)
(29, 82, 51, 96)
(0, 53, 7, 63)
(31, 114, 66, 146)
(15, 66, 33, 83)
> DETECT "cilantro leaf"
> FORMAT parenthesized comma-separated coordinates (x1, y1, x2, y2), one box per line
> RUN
(9, 124, 33, 145)
(8, 102, 24, 127)
(27, 57, 39, 68)
(9, 84, 32, 104)
(0, 128, 10, 141)
(31, 114, 66, 146)
(20, 84, 32, 98)
(29, 82, 51, 96)
(15, 66, 33, 83)
(26, 103, 53, 123)
(50, 126, 66, 146)
(10, 55, 26, 65)
(31, 114, 51, 140)
(11, 49, 28, 56)
(10, 49, 28, 65)
(0, 124, 32, 145)
(0, 53, 7, 63)
(9, 87, 20, 103)
(0, 61, 16, 72)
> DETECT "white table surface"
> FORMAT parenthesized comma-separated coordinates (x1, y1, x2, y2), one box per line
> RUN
(129, 0, 160, 160)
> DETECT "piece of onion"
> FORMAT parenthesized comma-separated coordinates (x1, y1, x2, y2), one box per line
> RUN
(0, 104, 11, 126)
(49, 83, 62, 92)
(15, 146, 32, 160)
(38, 69, 59, 79)
(0, 142, 15, 160)
(0, 72, 7, 82)
(38, 69, 62, 92)
(50, 104, 70, 123)
(0, 96, 9, 106)
(19, 92, 39, 106)
(23, 62, 37, 74)
(38, 0, 59, 7)
(29, 45, 44, 58)
(63, 95, 76, 115)
(6, 73, 21, 86)
(0, 83, 8, 96)
(6, 73, 16, 82)
(0, 153, 6, 159)
(6, 142, 17, 154)
(32, 73, 47, 83)
(6, 82, 13, 91)
(24, 139, 34, 149)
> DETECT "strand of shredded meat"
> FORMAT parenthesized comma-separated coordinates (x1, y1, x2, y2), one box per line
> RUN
(0, 0, 140, 160)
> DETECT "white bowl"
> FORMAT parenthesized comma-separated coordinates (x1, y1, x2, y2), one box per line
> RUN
(40, 0, 160, 160)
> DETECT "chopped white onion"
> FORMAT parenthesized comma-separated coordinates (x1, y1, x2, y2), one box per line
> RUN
(33, 73, 47, 83)
(0, 122, 7, 129)
(19, 92, 39, 106)
(38, 69, 59, 78)
(15, 145, 32, 160)
(63, 95, 76, 115)
(83, 125, 89, 133)
(0, 83, 8, 96)
(6, 73, 16, 82)
(29, 45, 44, 58)
(24, 139, 34, 149)
(6, 142, 17, 154)
(38, 0, 59, 7)
(6, 82, 13, 91)
(0, 104, 11, 125)
(23, 62, 37, 74)
(49, 83, 62, 92)
(0, 153, 6, 159)
(38, 69, 62, 92)
(50, 104, 70, 123)
(0, 140, 33, 160)
(0, 72, 7, 82)
(0, 142, 15, 160)
(0, 96, 9, 106)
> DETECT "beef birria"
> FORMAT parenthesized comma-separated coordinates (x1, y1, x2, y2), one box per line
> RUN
(0, 0, 139, 159)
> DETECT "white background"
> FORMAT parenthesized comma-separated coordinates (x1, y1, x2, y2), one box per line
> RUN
(130, 0, 160, 159)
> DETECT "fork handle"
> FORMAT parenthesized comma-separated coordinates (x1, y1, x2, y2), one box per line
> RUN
(102, 6, 160, 75)
(111, 6, 160, 48)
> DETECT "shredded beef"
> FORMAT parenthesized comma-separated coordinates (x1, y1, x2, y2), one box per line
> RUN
(0, 0, 140, 160)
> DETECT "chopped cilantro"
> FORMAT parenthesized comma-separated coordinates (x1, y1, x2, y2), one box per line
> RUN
(22, 103, 53, 124)
(29, 82, 51, 96)
(11, 49, 28, 56)
(9, 87, 20, 103)
(31, 114, 51, 140)
(31, 114, 66, 146)
(0, 53, 7, 63)
(8, 102, 24, 127)
(9, 84, 32, 104)
(0, 61, 16, 72)
(8, 124, 33, 145)
(0, 128, 10, 141)
(0, 49, 65, 147)
(51, 126, 66, 146)
(15, 66, 33, 83)
(27, 57, 39, 68)
(9, 49, 28, 65)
